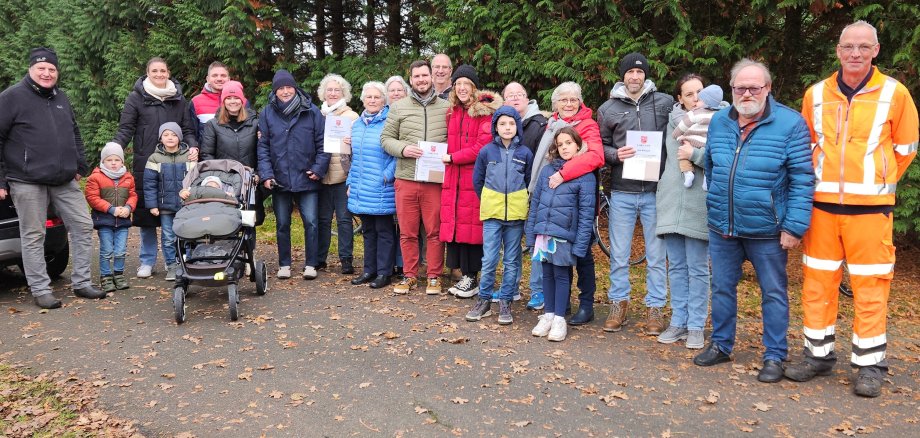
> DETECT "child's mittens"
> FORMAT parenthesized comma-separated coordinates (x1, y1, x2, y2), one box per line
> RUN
(683, 171, 695, 188)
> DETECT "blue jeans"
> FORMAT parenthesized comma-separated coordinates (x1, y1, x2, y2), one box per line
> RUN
(98, 227, 129, 276)
(318, 182, 353, 263)
(139, 226, 159, 268)
(528, 254, 542, 294)
(159, 213, 177, 267)
(479, 220, 524, 301)
(607, 191, 667, 307)
(663, 234, 710, 331)
(273, 190, 319, 267)
(709, 231, 789, 362)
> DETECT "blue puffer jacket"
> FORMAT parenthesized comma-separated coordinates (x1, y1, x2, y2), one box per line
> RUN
(704, 96, 814, 238)
(143, 142, 194, 212)
(525, 159, 596, 258)
(346, 106, 396, 215)
(257, 89, 329, 192)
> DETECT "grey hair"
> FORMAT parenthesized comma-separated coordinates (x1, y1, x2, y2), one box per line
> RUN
(729, 58, 772, 87)
(361, 81, 388, 104)
(841, 20, 878, 44)
(385, 75, 408, 94)
(550, 81, 582, 111)
(317, 73, 352, 102)
(502, 81, 528, 99)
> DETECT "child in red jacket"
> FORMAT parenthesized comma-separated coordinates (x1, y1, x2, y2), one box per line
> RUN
(85, 143, 137, 292)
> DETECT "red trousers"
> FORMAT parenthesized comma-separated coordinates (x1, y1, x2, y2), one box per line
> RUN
(395, 179, 444, 278)
(801, 208, 895, 367)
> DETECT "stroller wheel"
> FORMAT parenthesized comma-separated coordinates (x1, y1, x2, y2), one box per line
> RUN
(255, 261, 268, 295)
(173, 286, 187, 324)
(228, 283, 239, 321)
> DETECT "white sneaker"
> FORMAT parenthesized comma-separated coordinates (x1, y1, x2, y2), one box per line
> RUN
(277, 266, 291, 279)
(137, 265, 153, 278)
(531, 313, 554, 337)
(548, 316, 567, 342)
(302, 266, 317, 280)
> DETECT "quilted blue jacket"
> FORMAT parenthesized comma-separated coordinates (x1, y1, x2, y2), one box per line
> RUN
(346, 106, 396, 215)
(704, 96, 815, 238)
(256, 89, 329, 192)
(525, 159, 596, 258)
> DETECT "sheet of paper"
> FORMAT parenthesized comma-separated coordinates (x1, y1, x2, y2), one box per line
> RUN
(323, 115, 352, 154)
(415, 141, 448, 183)
(622, 130, 663, 181)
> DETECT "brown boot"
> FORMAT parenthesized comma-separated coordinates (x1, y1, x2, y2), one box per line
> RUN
(645, 307, 666, 336)
(603, 300, 629, 332)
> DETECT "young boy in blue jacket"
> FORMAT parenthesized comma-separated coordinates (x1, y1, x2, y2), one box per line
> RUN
(465, 106, 534, 325)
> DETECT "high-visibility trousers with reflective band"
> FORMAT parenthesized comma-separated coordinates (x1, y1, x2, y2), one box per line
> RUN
(801, 208, 895, 368)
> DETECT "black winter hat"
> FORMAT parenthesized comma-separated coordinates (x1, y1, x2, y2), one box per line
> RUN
(618, 52, 649, 78)
(272, 69, 298, 92)
(451, 64, 481, 89)
(29, 47, 58, 68)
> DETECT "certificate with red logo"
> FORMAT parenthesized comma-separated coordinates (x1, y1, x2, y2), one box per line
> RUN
(622, 130, 663, 181)
(323, 115, 352, 154)
(415, 141, 447, 183)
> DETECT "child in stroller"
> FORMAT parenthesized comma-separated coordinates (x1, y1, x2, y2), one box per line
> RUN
(171, 159, 268, 323)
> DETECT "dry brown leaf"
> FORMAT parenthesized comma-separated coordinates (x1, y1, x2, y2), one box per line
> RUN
(359, 382, 371, 388)
(512, 420, 531, 427)
(753, 402, 772, 412)
(450, 397, 468, 404)
(415, 406, 428, 414)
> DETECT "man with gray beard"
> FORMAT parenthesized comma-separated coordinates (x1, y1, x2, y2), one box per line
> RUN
(694, 59, 814, 384)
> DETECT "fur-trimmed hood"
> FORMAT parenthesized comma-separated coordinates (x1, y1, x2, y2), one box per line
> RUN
(449, 89, 504, 118)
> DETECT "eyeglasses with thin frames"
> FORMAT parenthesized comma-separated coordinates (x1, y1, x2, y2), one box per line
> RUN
(837, 44, 877, 54)
(731, 86, 766, 96)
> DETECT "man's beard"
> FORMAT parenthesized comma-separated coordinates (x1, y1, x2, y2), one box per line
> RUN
(734, 98, 765, 118)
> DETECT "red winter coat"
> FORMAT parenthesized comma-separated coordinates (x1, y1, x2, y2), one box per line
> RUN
(84, 167, 138, 229)
(440, 90, 503, 244)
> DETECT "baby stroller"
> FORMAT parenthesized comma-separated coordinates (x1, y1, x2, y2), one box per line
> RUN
(171, 159, 268, 323)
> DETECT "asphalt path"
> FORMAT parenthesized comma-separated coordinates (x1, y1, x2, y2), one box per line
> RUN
(2, 237, 918, 437)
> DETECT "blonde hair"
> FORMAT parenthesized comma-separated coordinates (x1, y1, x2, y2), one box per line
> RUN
(317, 73, 352, 102)
(217, 105, 249, 125)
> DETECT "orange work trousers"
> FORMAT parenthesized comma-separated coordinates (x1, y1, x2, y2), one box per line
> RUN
(800, 208, 895, 368)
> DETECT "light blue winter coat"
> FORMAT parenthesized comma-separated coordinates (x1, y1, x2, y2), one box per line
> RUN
(346, 106, 396, 215)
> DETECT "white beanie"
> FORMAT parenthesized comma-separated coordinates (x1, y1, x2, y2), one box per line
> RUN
(101, 142, 125, 162)
(200, 176, 223, 187)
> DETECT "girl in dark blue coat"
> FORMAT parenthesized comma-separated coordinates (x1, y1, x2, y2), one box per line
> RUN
(525, 127, 596, 342)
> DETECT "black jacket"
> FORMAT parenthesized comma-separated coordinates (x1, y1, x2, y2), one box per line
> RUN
(0, 77, 89, 189)
(200, 110, 259, 172)
(598, 81, 674, 193)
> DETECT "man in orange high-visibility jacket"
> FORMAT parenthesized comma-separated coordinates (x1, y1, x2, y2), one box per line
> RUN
(786, 20, 919, 398)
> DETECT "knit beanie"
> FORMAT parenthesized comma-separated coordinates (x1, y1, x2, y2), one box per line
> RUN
(220, 80, 248, 107)
(158, 122, 183, 141)
(698, 84, 723, 110)
(100, 142, 125, 163)
(451, 64, 481, 89)
(272, 70, 297, 93)
(29, 47, 59, 68)
(618, 52, 649, 78)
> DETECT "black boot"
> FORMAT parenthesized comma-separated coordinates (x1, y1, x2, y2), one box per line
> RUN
(340, 257, 354, 275)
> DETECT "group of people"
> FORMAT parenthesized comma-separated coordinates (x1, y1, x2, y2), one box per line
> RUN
(0, 20, 915, 399)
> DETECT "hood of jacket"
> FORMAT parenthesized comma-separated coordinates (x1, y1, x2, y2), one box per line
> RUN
(132, 75, 185, 103)
(522, 99, 542, 120)
(490, 105, 524, 144)
(455, 90, 503, 118)
(668, 102, 687, 126)
(609, 79, 657, 102)
(551, 103, 595, 125)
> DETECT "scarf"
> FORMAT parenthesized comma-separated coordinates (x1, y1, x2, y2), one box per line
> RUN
(274, 92, 302, 119)
(362, 110, 379, 125)
(25, 75, 56, 99)
(321, 99, 346, 116)
(528, 116, 575, 193)
(143, 77, 178, 101)
(410, 88, 437, 107)
(101, 165, 127, 180)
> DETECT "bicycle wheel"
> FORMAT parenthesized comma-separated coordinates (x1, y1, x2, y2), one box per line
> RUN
(594, 196, 611, 257)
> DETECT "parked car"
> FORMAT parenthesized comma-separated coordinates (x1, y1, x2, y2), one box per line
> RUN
(0, 196, 70, 278)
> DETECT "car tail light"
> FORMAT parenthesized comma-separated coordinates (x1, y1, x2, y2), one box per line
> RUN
(45, 217, 64, 228)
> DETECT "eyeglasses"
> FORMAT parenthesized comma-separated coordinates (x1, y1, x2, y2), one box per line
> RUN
(325, 88, 342, 93)
(505, 93, 526, 100)
(838, 44, 877, 54)
(558, 98, 580, 104)
(731, 86, 766, 96)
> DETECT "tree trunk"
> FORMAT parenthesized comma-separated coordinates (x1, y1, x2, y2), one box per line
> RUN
(329, 0, 345, 57)
(386, 0, 401, 48)
(315, 0, 326, 59)
(366, 0, 376, 55)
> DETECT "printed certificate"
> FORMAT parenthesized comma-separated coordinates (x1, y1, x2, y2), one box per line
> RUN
(622, 130, 663, 181)
(323, 115, 352, 154)
(415, 141, 448, 183)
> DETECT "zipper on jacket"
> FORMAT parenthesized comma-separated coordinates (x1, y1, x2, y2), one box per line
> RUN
(422, 105, 428, 141)
(503, 147, 509, 221)
(839, 102, 850, 204)
(727, 126, 759, 236)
